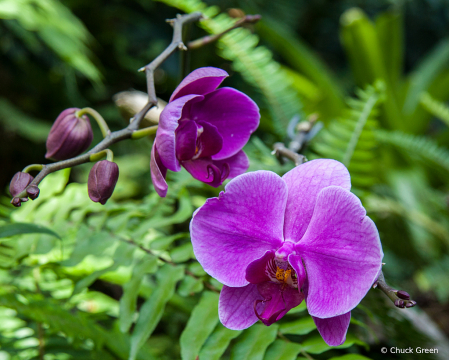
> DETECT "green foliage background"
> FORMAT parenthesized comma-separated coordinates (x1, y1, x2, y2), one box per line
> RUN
(1, 0, 449, 359)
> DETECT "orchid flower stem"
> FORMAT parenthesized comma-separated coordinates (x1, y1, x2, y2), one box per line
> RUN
(76, 107, 110, 138)
(23, 164, 44, 173)
(272, 143, 306, 166)
(187, 14, 262, 50)
(89, 149, 114, 162)
(131, 125, 158, 139)
(115, 234, 220, 294)
(374, 270, 416, 308)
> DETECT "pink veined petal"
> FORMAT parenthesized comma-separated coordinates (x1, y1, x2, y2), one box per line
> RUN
(150, 142, 168, 197)
(312, 312, 351, 346)
(294, 186, 383, 318)
(170, 67, 229, 102)
(282, 159, 351, 243)
(190, 87, 260, 160)
(156, 94, 203, 172)
(175, 120, 198, 161)
(219, 284, 263, 330)
(190, 171, 287, 287)
(255, 282, 304, 326)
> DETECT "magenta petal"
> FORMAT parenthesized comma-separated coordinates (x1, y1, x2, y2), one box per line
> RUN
(190, 171, 286, 287)
(215, 150, 249, 179)
(282, 159, 351, 242)
(190, 88, 260, 160)
(256, 282, 304, 326)
(150, 142, 168, 197)
(156, 94, 203, 171)
(219, 284, 262, 330)
(196, 121, 223, 158)
(170, 67, 229, 102)
(176, 120, 198, 161)
(312, 312, 351, 346)
(295, 186, 383, 318)
(182, 158, 229, 187)
(246, 251, 275, 284)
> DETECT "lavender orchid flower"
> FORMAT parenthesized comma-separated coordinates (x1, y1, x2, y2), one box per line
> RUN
(150, 67, 260, 197)
(190, 159, 383, 346)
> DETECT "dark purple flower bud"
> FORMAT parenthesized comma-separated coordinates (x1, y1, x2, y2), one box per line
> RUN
(11, 197, 23, 207)
(26, 185, 40, 200)
(406, 300, 417, 308)
(9, 172, 34, 197)
(396, 290, 410, 300)
(394, 299, 405, 308)
(88, 160, 119, 205)
(46, 108, 93, 160)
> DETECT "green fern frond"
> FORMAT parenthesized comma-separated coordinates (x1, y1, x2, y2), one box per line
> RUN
(312, 82, 384, 188)
(156, 0, 302, 135)
(375, 129, 449, 173)
(420, 92, 449, 127)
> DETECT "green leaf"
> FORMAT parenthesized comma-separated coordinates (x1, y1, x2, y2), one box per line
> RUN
(403, 37, 449, 116)
(129, 264, 184, 360)
(178, 275, 204, 297)
(301, 334, 366, 354)
(199, 324, 242, 360)
(230, 324, 278, 360)
(180, 291, 219, 360)
(420, 92, 449, 127)
(263, 340, 302, 360)
(279, 316, 316, 335)
(0, 223, 61, 239)
(120, 256, 158, 333)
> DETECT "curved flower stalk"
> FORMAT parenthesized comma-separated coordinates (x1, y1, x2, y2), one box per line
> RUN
(190, 159, 383, 346)
(150, 67, 260, 197)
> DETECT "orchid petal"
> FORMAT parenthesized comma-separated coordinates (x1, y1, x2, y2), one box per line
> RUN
(190, 171, 286, 287)
(196, 121, 223, 158)
(156, 94, 203, 171)
(256, 282, 304, 326)
(219, 284, 262, 330)
(175, 120, 198, 161)
(190, 88, 260, 160)
(245, 251, 275, 284)
(150, 142, 168, 197)
(295, 186, 383, 318)
(170, 67, 228, 102)
(312, 312, 351, 346)
(282, 159, 351, 242)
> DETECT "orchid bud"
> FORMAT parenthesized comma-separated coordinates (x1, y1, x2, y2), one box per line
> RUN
(46, 108, 93, 160)
(26, 185, 40, 200)
(88, 160, 119, 205)
(9, 172, 34, 197)
(396, 290, 410, 300)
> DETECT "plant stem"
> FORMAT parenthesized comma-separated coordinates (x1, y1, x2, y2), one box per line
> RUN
(23, 164, 44, 173)
(89, 149, 114, 162)
(76, 107, 111, 138)
(272, 143, 306, 166)
(374, 270, 416, 308)
(131, 125, 158, 139)
(187, 14, 261, 50)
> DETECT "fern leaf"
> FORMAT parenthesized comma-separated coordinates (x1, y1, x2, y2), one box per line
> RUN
(375, 129, 449, 173)
(312, 82, 384, 188)
(420, 92, 449, 127)
(156, 0, 302, 135)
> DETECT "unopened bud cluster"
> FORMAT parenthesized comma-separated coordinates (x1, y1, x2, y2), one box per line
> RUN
(10, 107, 119, 207)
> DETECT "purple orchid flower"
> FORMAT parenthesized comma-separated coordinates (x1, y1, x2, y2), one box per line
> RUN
(190, 159, 383, 346)
(150, 67, 260, 197)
